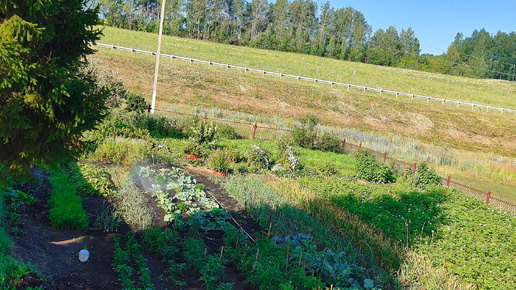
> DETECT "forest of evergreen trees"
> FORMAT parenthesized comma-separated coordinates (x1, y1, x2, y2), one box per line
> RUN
(94, 0, 516, 81)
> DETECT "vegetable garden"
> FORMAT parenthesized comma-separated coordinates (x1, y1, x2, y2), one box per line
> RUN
(2, 76, 515, 289)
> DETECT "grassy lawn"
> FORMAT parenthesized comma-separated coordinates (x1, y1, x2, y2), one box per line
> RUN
(98, 26, 516, 110)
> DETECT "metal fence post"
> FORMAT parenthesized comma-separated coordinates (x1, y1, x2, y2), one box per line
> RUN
(447, 176, 451, 187)
(486, 191, 492, 205)
(413, 162, 417, 173)
(342, 139, 346, 147)
(383, 152, 387, 163)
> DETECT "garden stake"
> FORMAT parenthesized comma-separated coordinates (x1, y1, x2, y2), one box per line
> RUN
(204, 248, 208, 257)
(267, 222, 272, 237)
(298, 251, 303, 268)
(220, 246, 224, 262)
(285, 242, 290, 273)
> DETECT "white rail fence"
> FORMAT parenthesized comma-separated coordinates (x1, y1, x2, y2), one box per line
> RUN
(94, 42, 516, 116)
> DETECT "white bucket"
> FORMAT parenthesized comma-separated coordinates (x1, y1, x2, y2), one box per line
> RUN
(79, 249, 89, 262)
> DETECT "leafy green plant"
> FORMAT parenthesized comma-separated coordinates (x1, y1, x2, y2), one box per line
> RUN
(216, 123, 241, 140)
(92, 137, 152, 166)
(93, 202, 120, 232)
(355, 150, 395, 184)
(290, 113, 319, 149)
(315, 131, 342, 153)
(187, 119, 218, 145)
(72, 162, 115, 197)
(48, 172, 88, 230)
(246, 145, 270, 170)
(415, 162, 442, 189)
(207, 149, 230, 173)
(125, 92, 148, 115)
(183, 138, 203, 156)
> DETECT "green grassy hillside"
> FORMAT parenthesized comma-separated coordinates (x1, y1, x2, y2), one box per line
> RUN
(98, 26, 516, 110)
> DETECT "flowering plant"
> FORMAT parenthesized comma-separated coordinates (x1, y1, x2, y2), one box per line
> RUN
(207, 149, 230, 173)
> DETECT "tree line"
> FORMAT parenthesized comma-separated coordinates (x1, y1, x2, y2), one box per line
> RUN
(95, 0, 516, 81)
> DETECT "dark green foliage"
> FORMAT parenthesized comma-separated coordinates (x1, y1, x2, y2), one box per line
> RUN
(315, 131, 342, 153)
(415, 162, 442, 189)
(315, 161, 337, 175)
(125, 93, 148, 114)
(0, 0, 108, 172)
(71, 163, 115, 197)
(216, 123, 241, 140)
(355, 150, 395, 184)
(290, 113, 319, 149)
(139, 115, 184, 139)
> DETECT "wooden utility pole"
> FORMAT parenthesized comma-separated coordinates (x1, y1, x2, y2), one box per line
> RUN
(151, 0, 166, 114)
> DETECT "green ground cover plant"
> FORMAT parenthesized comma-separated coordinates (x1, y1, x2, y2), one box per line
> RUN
(48, 172, 88, 230)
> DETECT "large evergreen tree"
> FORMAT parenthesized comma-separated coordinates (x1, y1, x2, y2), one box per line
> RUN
(0, 0, 108, 172)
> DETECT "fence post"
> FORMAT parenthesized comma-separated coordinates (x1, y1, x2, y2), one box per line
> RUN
(413, 162, 417, 173)
(446, 176, 451, 187)
(486, 191, 491, 205)
(252, 123, 258, 139)
(342, 139, 346, 147)
(359, 143, 362, 149)
(204, 114, 208, 120)
(383, 152, 387, 163)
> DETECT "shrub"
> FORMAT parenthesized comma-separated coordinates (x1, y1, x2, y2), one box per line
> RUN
(82, 109, 152, 151)
(355, 150, 395, 184)
(138, 115, 184, 139)
(316, 161, 338, 175)
(183, 139, 204, 156)
(246, 145, 270, 170)
(207, 149, 230, 173)
(315, 131, 342, 153)
(92, 137, 152, 166)
(125, 92, 148, 114)
(187, 119, 217, 145)
(216, 123, 241, 140)
(290, 113, 319, 149)
(226, 146, 247, 163)
(71, 163, 116, 197)
(415, 162, 442, 189)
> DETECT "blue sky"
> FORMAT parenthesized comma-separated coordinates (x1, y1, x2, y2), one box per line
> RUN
(321, 0, 516, 55)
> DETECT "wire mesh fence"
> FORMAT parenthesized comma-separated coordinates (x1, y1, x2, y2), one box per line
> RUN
(152, 108, 516, 214)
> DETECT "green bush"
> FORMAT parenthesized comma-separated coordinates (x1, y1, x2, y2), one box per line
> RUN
(216, 123, 241, 140)
(290, 113, 319, 149)
(187, 119, 217, 145)
(0, 256, 30, 289)
(92, 137, 152, 166)
(138, 115, 184, 139)
(246, 145, 270, 170)
(315, 131, 342, 153)
(415, 162, 442, 189)
(125, 92, 148, 114)
(207, 149, 230, 173)
(72, 163, 116, 197)
(183, 138, 204, 156)
(355, 150, 395, 184)
(315, 161, 338, 175)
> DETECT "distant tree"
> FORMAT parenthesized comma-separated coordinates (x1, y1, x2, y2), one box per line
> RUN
(0, 0, 108, 173)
